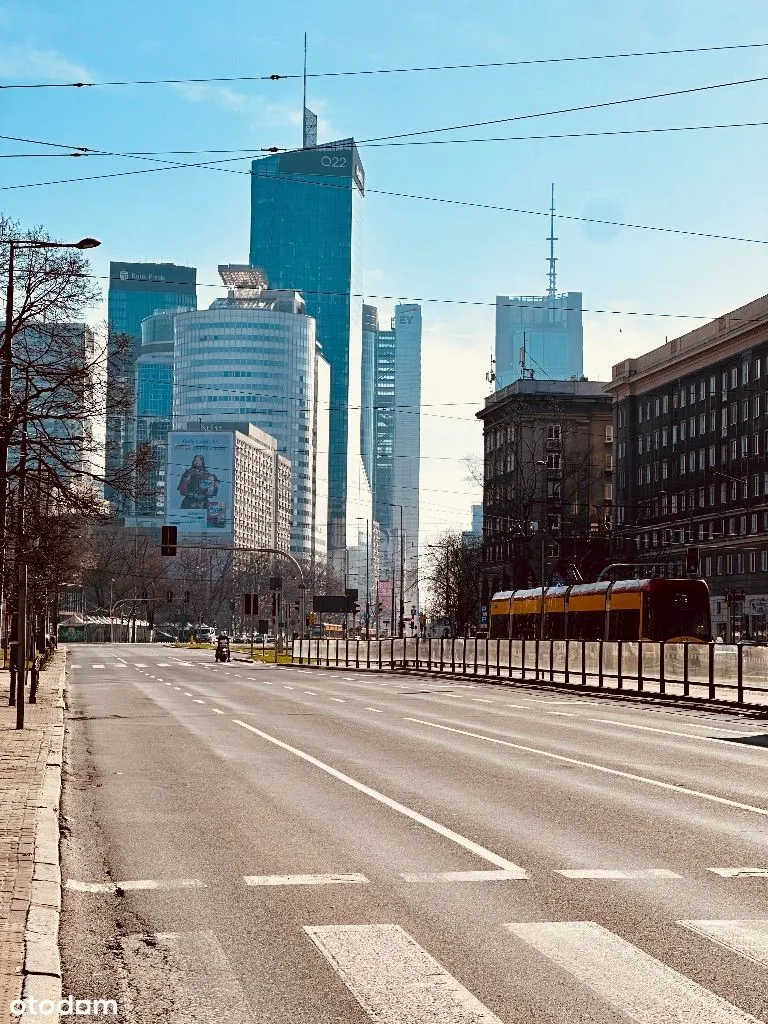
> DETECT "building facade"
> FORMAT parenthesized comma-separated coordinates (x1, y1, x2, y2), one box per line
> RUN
(172, 266, 329, 563)
(130, 310, 175, 520)
(606, 292, 768, 641)
(249, 141, 370, 573)
(478, 379, 613, 599)
(106, 262, 196, 509)
(495, 292, 583, 388)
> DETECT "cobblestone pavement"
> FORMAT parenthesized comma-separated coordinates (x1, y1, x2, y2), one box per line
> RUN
(0, 656, 65, 1024)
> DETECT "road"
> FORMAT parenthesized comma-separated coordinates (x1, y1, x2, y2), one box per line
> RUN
(59, 643, 768, 1023)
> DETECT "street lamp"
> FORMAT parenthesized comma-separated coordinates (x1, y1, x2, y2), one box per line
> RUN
(1, 235, 100, 728)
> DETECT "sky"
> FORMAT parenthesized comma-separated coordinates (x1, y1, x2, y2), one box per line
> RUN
(1, 0, 767, 548)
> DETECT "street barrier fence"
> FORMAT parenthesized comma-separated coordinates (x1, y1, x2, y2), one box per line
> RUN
(291, 637, 768, 706)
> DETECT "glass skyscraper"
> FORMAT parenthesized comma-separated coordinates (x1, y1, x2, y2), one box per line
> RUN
(172, 266, 330, 561)
(132, 310, 175, 518)
(106, 262, 196, 508)
(495, 292, 583, 388)
(249, 141, 369, 574)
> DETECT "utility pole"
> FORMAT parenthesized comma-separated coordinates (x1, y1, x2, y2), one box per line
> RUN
(398, 506, 405, 639)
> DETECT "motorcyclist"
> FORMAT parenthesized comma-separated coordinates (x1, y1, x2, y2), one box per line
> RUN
(215, 634, 230, 662)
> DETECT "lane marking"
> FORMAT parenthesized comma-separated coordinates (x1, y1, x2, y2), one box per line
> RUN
(244, 873, 368, 887)
(709, 868, 768, 877)
(304, 691, 317, 696)
(406, 718, 768, 818)
(193, 699, 206, 704)
(505, 920, 763, 1024)
(330, 698, 346, 703)
(91, 664, 105, 669)
(556, 868, 682, 879)
(471, 698, 495, 704)
(210, 708, 224, 714)
(164, 682, 171, 686)
(504, 703, 530, 710)
(184, 691, 193, 696)
(113, 658, 128, 665)
(679, 919, 768, 968)
(587, 718, 762, 745)
(400, 869, 527, 883)
(284, 685, 294, 690)
(66, 878, 205, 893)
(548, 711, 579, 718)
(365, 707, 383, 713)
(133, 663, 147, 667)
(173, 686, 181, 691)
(70, 664, 82, 668)
(305, 923, 505, 1024)
(232, 719, 528, 875)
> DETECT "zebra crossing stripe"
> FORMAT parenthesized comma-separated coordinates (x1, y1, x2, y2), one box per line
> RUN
(709, 868, 768, 877)
(679, 919, 768, 968)
(305, 923, 505, 1023)
(556, 868, 681, 879)
(504, 920, 762, 1023)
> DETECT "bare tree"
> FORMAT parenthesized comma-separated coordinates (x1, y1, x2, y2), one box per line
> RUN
(422, 531, 483, 635)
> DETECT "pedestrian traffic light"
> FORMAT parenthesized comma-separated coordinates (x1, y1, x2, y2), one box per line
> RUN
(244, 594, 258, 615)
(161, 525, 177, 556)
(685, 546, 699, 574)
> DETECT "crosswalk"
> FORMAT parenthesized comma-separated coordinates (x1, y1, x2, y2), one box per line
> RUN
(118, 918, 767, 1023)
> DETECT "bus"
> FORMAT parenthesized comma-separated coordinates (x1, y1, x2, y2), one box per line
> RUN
(489, 577, 711, 644)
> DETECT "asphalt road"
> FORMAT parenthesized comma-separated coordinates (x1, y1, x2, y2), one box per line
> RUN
(59, 644, 768, 1023)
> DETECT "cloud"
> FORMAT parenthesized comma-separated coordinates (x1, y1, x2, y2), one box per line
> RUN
(0, 45, 93, 82)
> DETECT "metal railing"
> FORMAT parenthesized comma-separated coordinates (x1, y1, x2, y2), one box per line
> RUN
(291, 637, 768, 706)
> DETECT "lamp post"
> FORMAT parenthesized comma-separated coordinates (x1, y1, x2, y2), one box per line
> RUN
(388, 504, 405, 639)
(536, 459, 548, 587)
(1, 235, 100, 727)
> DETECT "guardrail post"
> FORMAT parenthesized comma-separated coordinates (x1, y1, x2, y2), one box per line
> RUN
(462, 637, 467, 676)
(415, 635, 419, 671)
(390, 637, 395, 670)
(521, 638, 526, 681)
(366, 638, 370, 670)
(534, 637, 539, 681)
(440, 639, 445, 674)
(508, 638, 512, 680)
(325, 638, 330, 667)
(598, 640, 603, 688)
(617, 642, 623, 690)
(581, 640, 587, 687)
(637, 641, 643, 692)
(682, 642, 689, 697)
(484, 637, 489, 677)
(564, 639, 570, 687)
(496, 637, 501, 678)
(451, 637, 456, 674)
(473, 638, 478, 676)
(659, 641, 665, 695)
(708, 642, 715, 700)
(378, 639, 383, 671)
(737, 643, 744, 704)
(549, 639, 555, 682)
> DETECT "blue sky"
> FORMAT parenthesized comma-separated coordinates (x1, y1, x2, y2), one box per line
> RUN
(1, 0, 767, 541)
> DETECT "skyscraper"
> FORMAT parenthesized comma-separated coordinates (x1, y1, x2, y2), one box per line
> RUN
(369, 304, 422, 613)
(172, 266, 329, 562)
(106, 262, 196, 508)
(131, 309, 175, 520)
(249, 141, 369, 575)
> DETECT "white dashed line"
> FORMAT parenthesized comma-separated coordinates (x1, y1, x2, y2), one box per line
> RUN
(184, 691, 193, 696)
(365, 707, 383, 713)
(556, 868, 681, 879)
(210, 708, 224, 714)
(304, 691, 317, 696)
(330, 698, 346, 703)
(66, 878, 205, 893)
(244, 873, 368, 887)
(400, 870, 527, 883)
(708, 867, 768, 877)
(193, 699, 206, 704)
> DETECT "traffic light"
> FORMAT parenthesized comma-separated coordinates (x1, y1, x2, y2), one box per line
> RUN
(147, 607, 155, 629)
(161, 524, 177, 556)
(244, 594, 258, 616)
(685, 546, 699, 574)
(377, 602, 383, 613)
(184, 591, 190, 603)
(166, 590, 174, 603)
(294, 601, 300, 613)
(353, 602, 360, 615)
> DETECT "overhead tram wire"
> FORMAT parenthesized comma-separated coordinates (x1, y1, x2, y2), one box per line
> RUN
(2, 136, 766, 246)
(1, 40, 767, 89)
(2, 120, 767, 158)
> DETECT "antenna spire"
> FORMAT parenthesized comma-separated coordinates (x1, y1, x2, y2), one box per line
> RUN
(302, 33, 307, 147)
(546, 182, 558, 298)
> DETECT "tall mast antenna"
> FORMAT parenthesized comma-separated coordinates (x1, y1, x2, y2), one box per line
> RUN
(546, 182, 558, 298)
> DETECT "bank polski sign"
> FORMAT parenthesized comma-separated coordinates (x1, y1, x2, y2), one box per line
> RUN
(166, 431, 234, 537)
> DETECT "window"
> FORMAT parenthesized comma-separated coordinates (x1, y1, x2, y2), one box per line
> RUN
(681, 422, 687, 441)
(743, 399, 749, 422)
(663, 394, 669, 413)
(754, 432, 760, 456)
(737, 553, 744, 574)
(547, 423, 561, 442)
(662, 460, 668, 479)
(756, 358, 762, 379)
(605, 453, 613, 470)
(754, 474, 761, 497)
(721, 409, 728, 437)
(605, 424, 614, 443)
(731, 367, 738, 389)
(731, 480, 738, 501)
(546, 453, 561, 470)
(722, 370, 728, 393)
(763, 551, 768, 572)
(742, 361, 749, 385)
(654, 398, 660, 417)
(638, 437, 643, 455)
(709, 374, 716, 396)
(672, 425, 679, 444)
(646, 402, 651, 421)
(716, 555, 723, 575)
(749, 550, 757, 573)
(698, 487, 705, 507)
(721, 443, 728, 464)
(742, 477, 749, 499)
(654, 430, 659, 450)
(680, 388, 686, 408)
(689, 451, 696, 472)
(708, 445, 715, 467)
(698, 448, 705, 471)
(645, 465, 651, 483)
(754, 396, 761, 418)
(720, 482, 727, 503)
(710, 410, 716, 432)
(689, 417, 696, 438)
(653, 462, 659, 481)
(699, 413, 706, 434)
(730, 402, 738, 426)
(705, 556, 712, 576)
(638, 406, 643, 424)
(671, 495, 678, 513)
(731, 439, 737, 460)
(661, 494, 668, 514)
(752, 514, 759, 535)
(741, 435, 749, 457)
(690, 384, 696, 404)
(662, 428, 668, 446)
(708, 484, 715, 505)
(618, 441, 625, 460)
(680, 455, 686, 475)
(699, 380, 706, 401)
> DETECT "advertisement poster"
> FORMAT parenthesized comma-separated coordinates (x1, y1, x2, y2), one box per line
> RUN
(166, 431, 234, 536)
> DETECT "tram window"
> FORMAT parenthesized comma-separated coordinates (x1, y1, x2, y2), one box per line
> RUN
(608, 608, 640, 641)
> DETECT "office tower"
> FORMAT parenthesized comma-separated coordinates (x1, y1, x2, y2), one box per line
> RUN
(361, 303, 377, 487)
(372, 304, 422, 613)
(167, 424, 291, 554)
(494, 188, 583, 387)
(172, 266, 329, 562)
(130, 309, 175, 520)
(249, 141, 370, 576)
(106, 262, 196, 508)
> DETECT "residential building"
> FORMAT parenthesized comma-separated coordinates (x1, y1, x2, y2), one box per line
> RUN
(495, 292, 583, 388)
(172, 266, 329, 563)
(167, 424, 291, 553)
(106, 262, 196, 509)
(365, 304, 422, 613)
(249, 141, 370, 575)
(606, 292, 768, 641)
(477, 378, 613, 601)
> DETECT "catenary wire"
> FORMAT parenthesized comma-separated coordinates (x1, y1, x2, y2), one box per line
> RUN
(3, 119, 767, 157)
(3, 142, 765, 246)
(1, 41, 767, 89)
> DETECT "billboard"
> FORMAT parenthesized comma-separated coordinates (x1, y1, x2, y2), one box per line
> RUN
(109, 261, 197, 294)
(166, 431, 234, 537)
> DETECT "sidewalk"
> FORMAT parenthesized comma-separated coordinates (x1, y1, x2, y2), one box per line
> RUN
(0, 655, 65, 1023)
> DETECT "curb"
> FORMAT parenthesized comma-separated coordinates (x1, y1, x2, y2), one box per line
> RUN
(19, 654, 66, 1022)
